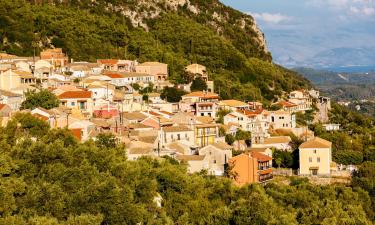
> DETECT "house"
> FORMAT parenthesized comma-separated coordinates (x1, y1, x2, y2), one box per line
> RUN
(223, 109, 270, 144)
(229, 151, 273, 186)
(195, 123, 219, 147)
(175, 155, 209, 173)
(198, 142, 233, 176)
(252, 136, 292, 151)
(269, 110, 296, 130)
(248, 147, 273, 167)
(58, 91, 94, 115)
(275, 101, 299, 113)
(122, 112, 148, 124)
(0, 69, 36, 91)
(31, 107, 59, 128)
(66, 62, 102, 78)
(87, 83, 115, 101)
(181, 91, 219, 118)
(160, 125, 195, 146)
(249, 151, 273, 182)
(135, 62, 168, 81)
(68, 120, 95, 141)
(97, 59, 137, 72)
(228, 153, 259, 186)
(299, 137, 332, 176)
(218, 100, 249, 111)
(148, 93, 163, 103)
(40, 48, 68, 68)
(288, 90, 313, 112)
(105, 72, 154, 87)
(0, 89, 23, 110)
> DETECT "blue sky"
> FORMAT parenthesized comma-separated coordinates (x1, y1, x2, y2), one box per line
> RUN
(221, 0, 375, 66)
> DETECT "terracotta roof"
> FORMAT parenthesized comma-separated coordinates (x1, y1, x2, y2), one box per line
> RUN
(58, 91, 92, 99)
(128, 123, 153, 129)
(220, 99, 248, 107)
(163, 125, 192, 133)
(69, 128, 82, 141)
(104, 73, 123, 79)
(300, 137, 332, 149)
(128, 147, 154, 155)
(182, 91, 219, 99)
(250, 151, 272, 162)
(0, 104, 8, 111)
(176, 155, 206, 161)
(276, 101, 298, 107)
(264, 136, 291, 144)
(98, 59, 118, 65)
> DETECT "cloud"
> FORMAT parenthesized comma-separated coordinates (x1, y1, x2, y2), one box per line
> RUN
(249, 12, 292, 24)
(350, 6, 375, 15)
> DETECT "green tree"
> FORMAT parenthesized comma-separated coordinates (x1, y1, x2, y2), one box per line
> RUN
(160, 87, 187, 103)
(95, 133, 117, 149)
(21, 89, 60, 110)
(190, 77, 207, 92)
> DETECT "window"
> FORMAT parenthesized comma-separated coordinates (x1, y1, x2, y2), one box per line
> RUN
(213, 160, 216, 164)
(317, 157, 320, 163)
(313, 150, 317, 154)
(309, 157, 312, 163)
(71, 102, 75, 106)
(177, 134, 180, 140)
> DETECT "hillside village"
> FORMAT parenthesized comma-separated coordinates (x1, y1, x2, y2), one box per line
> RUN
(0, 49, 348, 185)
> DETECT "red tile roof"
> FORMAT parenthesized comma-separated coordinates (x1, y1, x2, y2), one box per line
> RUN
(0, 104, 8, 111)
(104, 73, 123, 79)
(58, 91, 92, 99)
(98, 59, 118, 65)
(277, 101, 298, 107)
(250, 151, 272, 162)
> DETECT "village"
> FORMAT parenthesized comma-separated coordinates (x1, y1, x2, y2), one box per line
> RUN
(0, 49, 348, 186)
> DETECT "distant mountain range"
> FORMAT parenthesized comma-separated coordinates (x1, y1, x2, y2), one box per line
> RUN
(293, 67, 375, 85)
(293, 67, 375, 101)
(278, 47, 375, 72)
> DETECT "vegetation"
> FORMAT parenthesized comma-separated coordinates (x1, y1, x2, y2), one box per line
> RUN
(20, 89, 60, 110)
(190, 77, 207, 92)
(160, 87, 187, 103)
(0, 113, 373, 224)
(0, 0, 310, 102)
(310, 103, 375, 165)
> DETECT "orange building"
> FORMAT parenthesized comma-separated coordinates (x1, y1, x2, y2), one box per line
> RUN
(40, 48, 68, 68)
(229, 151, 273, 186)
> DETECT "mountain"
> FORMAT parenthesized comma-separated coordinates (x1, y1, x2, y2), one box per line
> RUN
(294, 67, 375, 101)
(0, 0, 310, 102)
(293, 67, 375, 85)
(305, 47, 375, 70)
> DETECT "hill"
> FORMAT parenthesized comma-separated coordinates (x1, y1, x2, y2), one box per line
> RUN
(0, 0, 310, 102)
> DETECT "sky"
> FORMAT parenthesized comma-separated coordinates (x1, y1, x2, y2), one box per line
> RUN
(221, 0, 375, 67)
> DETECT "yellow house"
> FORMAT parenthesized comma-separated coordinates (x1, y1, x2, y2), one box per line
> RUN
(195, 123, 218, 147)
(299, 137, 332, 176)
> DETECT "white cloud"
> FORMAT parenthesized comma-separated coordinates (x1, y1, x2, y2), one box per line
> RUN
(249, 12, 292, 24)
(363, 7, 375, 15)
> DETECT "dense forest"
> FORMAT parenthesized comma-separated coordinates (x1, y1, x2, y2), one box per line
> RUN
(0, 0, 310, 102)
(0, 113, 374, 224)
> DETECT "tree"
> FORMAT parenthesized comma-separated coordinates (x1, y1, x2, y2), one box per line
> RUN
(20, 89, 60, 110)
(160, 87, 187, 103)
(190, 77, 207, 92)
(95, 133, 117, 149)
(225, 134, 235, 145)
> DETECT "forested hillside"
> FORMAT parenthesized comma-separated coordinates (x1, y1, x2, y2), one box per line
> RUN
(0, 0, 310, 102)
(0, 113, 374, 224)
